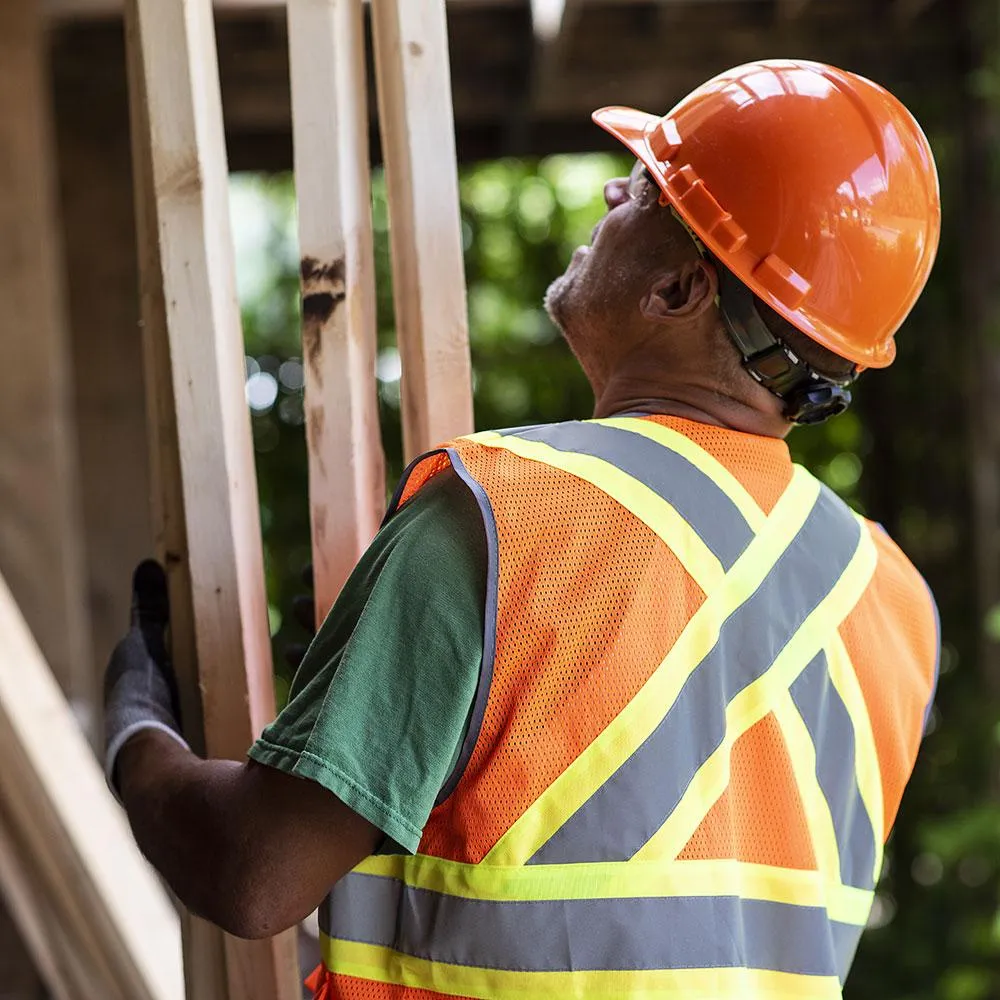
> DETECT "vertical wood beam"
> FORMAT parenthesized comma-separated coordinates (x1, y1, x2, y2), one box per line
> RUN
(288, 0, 386, 618)
(123, 0, 300, 997)
(0, 6, 96, 994)
(531, 0, 567, 41)
(0, 0, 93, 717)
(370, 0, 474, 461)
(52, 22, 154, 685)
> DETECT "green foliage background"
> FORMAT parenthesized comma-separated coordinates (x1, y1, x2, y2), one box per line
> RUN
(232, 150, 999, 999)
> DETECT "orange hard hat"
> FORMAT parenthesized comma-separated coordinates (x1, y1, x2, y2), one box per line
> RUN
(594, 59, 941, 368)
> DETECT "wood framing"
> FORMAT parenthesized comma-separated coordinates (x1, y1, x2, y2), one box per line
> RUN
(54, 33, 153, 683)
(531, 0, 567, 40)
(0, 571, 182, 1000)
(370, 0, 475, 460)
(0, 0, 93, 719)
(287, 0, 386, 617)
(123, 0, 300, 997)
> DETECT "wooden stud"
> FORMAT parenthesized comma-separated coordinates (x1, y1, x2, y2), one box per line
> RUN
(370, 0, 475, 461)
(53, 32, 154, 701)
(531, 0, 568, 40)
(0, 0, 93, 721)
(287, 0, 386, 617)
(0, 571, 183, 1000)
(123, 0, 300, 997)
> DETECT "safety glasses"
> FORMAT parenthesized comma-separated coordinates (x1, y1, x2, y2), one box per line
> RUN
(627, 159, 657, 200)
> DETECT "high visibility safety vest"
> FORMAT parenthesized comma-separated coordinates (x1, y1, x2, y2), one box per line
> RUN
(308, 415, 939, 1000)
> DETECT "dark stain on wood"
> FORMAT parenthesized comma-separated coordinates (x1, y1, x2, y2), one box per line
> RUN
(302, 292, 338, 324)
(409, 41, 424, 57)
(301, 256, 346, 286)
(300, 256, 347, 377)
(301, 256, 346, 326)
(307, 403, 326, 459)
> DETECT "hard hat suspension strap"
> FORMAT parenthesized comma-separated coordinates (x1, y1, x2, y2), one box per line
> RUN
(715, 265, 856, 426)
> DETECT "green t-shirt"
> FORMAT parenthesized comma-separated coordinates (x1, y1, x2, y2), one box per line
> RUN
(248, 467, 487, 853)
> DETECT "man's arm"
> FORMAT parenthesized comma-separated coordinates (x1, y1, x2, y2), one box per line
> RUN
(117, 730, 379, 940)
(103, 561, 379, 939)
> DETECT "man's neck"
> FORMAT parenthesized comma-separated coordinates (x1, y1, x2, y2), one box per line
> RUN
(592, 374, 792, 440)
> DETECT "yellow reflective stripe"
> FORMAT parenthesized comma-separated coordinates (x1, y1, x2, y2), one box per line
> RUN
(484, 466, 820, 867)
(591, 417, 768, 531)
(634, 509, 873, 864)
(774, 691, 843, 882)
(465, 430, 724, 593)
(595, 418, 883, 870)
(320, 935, 843, 1000)
(353, 854, 873, 926)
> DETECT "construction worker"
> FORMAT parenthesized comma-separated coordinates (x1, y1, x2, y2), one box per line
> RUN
(104, 59, 941, 999)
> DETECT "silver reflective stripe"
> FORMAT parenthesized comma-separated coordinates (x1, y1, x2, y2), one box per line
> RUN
(791, 654, 877, 891)
(434, 449, 500, 804)
(383, 449, 501, 805)
(504, 422, 754, 569)
(321, 872, 857, 979)
(530, 485, 861, 865)
(831, 918, 865, 984)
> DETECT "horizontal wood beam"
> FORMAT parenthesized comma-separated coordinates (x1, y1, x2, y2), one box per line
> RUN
(44, 0, 746, 23)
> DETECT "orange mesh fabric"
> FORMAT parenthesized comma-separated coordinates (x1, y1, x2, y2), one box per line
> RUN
(318, 971, 473, 1000)
(644, 415, 793, 515)
(679, 712, 817, 869)
(839, 523, 937, 837)
(419, 440, 705, 861)
(397, 452, 453, 508)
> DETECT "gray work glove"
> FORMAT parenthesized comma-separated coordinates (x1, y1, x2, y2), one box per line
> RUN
(103, 559, 189, 799)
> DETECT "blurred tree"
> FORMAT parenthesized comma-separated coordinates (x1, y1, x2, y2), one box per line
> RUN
(230, 138, 999, 995)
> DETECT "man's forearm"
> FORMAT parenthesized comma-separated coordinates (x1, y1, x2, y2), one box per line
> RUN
(117, 730, 261, 935)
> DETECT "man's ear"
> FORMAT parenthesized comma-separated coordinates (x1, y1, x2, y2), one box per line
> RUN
(640, 259, 717, 322)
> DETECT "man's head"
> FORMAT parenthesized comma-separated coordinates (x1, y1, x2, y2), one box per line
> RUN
(544, 169, 723, 394)
(545, 60, 941, 430)
(544, 167, 854, 428)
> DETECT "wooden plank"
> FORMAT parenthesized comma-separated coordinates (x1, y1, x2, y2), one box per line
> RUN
(0, 6, 98, 989)
(370, 0, 475, 460)
(45, 0, 536, 18)
(0, 0, 93, 721)
(0, 802, 116, 1000)
(0, 571, 183, 1000)
(287, 0, 385, 618)
(122, 1, 300, 998)
(0, 809, 77, 1000)
(53, 33, 154, 693)
(531, 0, 567, 40)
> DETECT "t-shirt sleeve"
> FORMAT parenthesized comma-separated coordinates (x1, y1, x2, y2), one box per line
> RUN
(248, 465, 487, 854)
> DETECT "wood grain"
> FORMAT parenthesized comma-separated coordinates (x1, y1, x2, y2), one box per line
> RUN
(370, 0, 475, 460)
(0, 571, 183, 1000)
(123, 0, 300, 996)
(288, 0, 386, 619)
